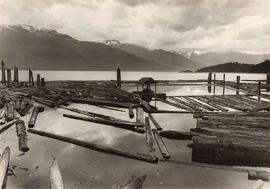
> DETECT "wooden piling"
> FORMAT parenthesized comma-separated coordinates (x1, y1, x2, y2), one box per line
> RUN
(29, 68, 34, 86)
(37, 74, 41, 88)
(152, 129, 170, 159)
(117, 66, 121, 88)
(1, 61, 6, 84)
(213, 73, 216, 95)
(13, 66, 19, 83)
(258, 81, 261, 100)
(5, 101, 15, 121)
(208, 72, 212, 93)
(28, 129, 158, 163)
(16, 119, 30, 152)
(145, 117, 155, 152)
(267, 73, 270, 92)
(50, 157, 64, 189)
(6, 69, 11, 87)
(0, 147, 10, 189)
(223, 73, 225, 95)
(236, 76, 240, 95)
(28, 106, 44, 128)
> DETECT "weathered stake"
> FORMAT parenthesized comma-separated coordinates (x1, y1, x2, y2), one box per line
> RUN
(208, 72, 212, 93)
(117, 66, 121, 88)
(223, 73, 226, 95)
(1, 61, 6, 83)
(28, 129, 158, 163)
(236, 76, 240, 95)
(213, 73, 216, 95)
(28, 106, 44, 128)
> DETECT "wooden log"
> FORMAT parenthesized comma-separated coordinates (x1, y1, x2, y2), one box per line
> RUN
(152, 129, 170, 159)
(0, 147, 10, 189)
(184, 97, 215, 111)
(193, 96, 228, 112)
(16, 120, 30, 152)
(136, 108, 144, 124)
(135, 96, 156, 113)
(157, 98, 191, 111)
(28, 106, 44, 128)
(169, 97, 202, 112)
(223, 73, 225, 95)
(0, 108, 6, 124)
(128, 105, 134, 119)
(1, 61, 6, 84)
(50, 157, 64, 189)
(28, 129, 158, 163)
(63, 114, 145, 133)
(19, 102, 33, 116)
(122, 175, 147, 189)
(145, 117, 155, 152)
(148, 114, 162, 130)
(0, 119, 18, 134)
(159, 130, 193, 140)
(5, 101, 15, 121)
(32, 96, 55, 108)
(15, 99, 21, 111)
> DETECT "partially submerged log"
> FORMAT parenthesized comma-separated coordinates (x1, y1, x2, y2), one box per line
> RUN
(28, 129, 158, 163)
(0, 147, 10, 189)
(122, 175, 147, 189)
(16, 120, 29, 152)
(159, 130, 193, 140)
(50, 157, 64, 189)
(152, 129, 170, 159)
(28, 106, 44, 128)
(63, 114, 145, 133)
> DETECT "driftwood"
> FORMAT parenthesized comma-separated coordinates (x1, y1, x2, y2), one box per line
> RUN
(28, 106, 44, 128)
(50, 157, 64, 189)
(16, 120, 30, 152)
(0, 119, 18, 134)
(28, 129, 158, 163)
(152, 129, 170, 159)
(0, 147, 10, 189)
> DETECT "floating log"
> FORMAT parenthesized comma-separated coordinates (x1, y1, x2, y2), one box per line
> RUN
(169, 97, 202, 112)
(157, 98, 191, 111)
(0, 147, 10, 189)
(161, 159, 270, 182)
(28, 129, 158, 163)
(63, 114, 145, 133)
(122, 175, 147, 189)
(184, 97, 215, 111)
(145, 117, 155, 152)
(159, 130, 193, 140)
(50, 157, 64, 189)
(28, 106, 44, 128)
(148, 114, 162, 130)
(16, 120, 30, 152)
(152, 129, 170, 159)
(0, 119, 17, 134)
(32, 96, 55, 108)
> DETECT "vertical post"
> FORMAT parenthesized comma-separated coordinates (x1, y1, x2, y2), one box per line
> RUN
(29, 68, 34, 86)
(222, 73, 225, 95)
(41, 78, 45, 87)
(13, 66, 18, 83)
(1, 61, 6, 84)
(6, 69, 11, 88)
(117, 66, 121, 88)
(213, 73, 216, 95)
(258, 81, 261, 100)
(266, 73, 270, 93)
(37, 74, 41, 88)
(236, 76, 240, 95)
(207, 72, 212, 93)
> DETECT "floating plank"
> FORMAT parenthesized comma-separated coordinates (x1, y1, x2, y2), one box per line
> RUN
(152, 129, 170, 159)
(0, 147, 10, 189)
(50, 157, 64, 189)
(28, 129, 158, 164)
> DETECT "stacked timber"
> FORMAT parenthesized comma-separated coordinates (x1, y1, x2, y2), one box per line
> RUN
(191, 112, 270, 167)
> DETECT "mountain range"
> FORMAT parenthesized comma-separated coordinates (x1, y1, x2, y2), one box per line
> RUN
(0, 25, 269, 71)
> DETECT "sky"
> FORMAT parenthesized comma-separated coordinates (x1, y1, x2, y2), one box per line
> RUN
(0, 0, 270, 54)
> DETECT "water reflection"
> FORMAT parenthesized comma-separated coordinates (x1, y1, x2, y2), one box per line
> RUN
(0, 83, 267, 189)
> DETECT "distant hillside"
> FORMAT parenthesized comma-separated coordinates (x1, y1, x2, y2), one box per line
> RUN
(104, 40, 201, 71)
(179, 50, 270, 66)
(249, 60, 270, 73)
(197, 60, 270, 73)
(197, 62, 253, 72)
(0, 25, 174, 71)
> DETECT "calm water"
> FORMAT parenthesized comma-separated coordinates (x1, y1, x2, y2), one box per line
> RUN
(0, 72, 269, 189)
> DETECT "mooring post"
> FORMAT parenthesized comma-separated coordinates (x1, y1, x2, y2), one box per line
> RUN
(258, 81, 261, 100)
(6, 69, 11, 88)
(117, 66, 121, 88)
(208, 72, 212, 93)
(213, 73, 216, 95)
(266, 73, 270, 93)
(1, 61, 6, 84)
(222, 73, 226, 95)
(37, 74, 41, 88)
(236, 76, 240, 95)
(13, 66, 19, 83)
(29, 68, 34, 86)
(41, 78, 46, 87)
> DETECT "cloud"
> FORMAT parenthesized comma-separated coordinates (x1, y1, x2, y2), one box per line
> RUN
(0, 0, 269, 53)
